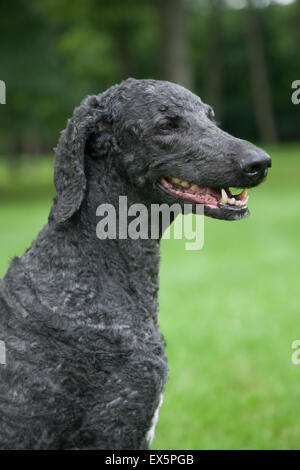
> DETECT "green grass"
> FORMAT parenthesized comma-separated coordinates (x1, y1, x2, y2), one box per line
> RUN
(0, 146, 300, 449)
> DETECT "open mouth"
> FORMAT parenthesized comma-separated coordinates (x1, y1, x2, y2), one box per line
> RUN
(158, 177, 250, 220)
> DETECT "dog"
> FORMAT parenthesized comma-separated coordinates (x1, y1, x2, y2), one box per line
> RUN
(0, 78, 271, 449)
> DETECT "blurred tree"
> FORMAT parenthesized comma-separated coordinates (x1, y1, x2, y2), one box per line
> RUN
(1, 0, 299, 158)
(0, 0, 84, 158)
(156, 0, 193, 89)
(204, 0, 223, 121)
(295, 0, 300, 133)
(296, 0, 300, 73)
(244, 0, 278, 143)
(37, 0, 159, 85)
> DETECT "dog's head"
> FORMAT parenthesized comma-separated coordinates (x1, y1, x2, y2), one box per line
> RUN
(51, 78, 271, 224)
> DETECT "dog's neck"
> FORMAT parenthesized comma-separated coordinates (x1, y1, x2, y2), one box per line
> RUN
(20, 160, 162, 328)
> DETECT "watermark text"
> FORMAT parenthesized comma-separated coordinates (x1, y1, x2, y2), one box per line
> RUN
(291, 340, 300, 365)
(96, 196, 204, 251)
(0, 340, 6, 365)
(0, 80, 6, 104)
(291, 80, 300, 105)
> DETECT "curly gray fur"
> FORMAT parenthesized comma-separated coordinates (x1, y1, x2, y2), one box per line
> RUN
(0, 78, 270, 449)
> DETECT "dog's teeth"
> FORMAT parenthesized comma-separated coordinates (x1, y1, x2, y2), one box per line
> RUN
(171, 177, 181, 183)
(190, 184, 199, 191)
(240, 188, 248, 199)
(236, 188, 248, 201)
(180, 181, 190, 188)
(221, 189, 228, 204)
(237, 198, 248, 206)
(220, 188, 248, 207)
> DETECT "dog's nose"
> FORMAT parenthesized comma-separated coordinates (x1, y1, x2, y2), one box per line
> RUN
(240, 149, 271, 179)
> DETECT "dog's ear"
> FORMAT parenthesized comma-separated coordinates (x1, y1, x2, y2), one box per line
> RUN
(51, 94, 115, 225)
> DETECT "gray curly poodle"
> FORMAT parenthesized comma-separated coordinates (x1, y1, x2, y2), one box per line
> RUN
(0, 78, 271, 449)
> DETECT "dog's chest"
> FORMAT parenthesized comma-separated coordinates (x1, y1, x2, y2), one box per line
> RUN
(145, 393, 164, 447)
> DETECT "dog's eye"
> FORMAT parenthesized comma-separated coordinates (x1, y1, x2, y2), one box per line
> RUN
(156, 117, 180, 134)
